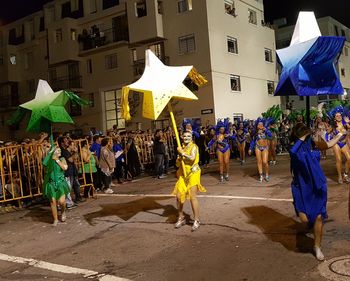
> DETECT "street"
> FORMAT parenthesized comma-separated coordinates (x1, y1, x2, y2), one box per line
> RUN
(0, 155, 349, 281)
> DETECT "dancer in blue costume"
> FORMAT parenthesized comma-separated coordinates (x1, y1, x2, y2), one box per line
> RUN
(326, 105, 350, 184)
(236, 120, 248, 165)
(290, 123, 345, 261)
(207, 118, 235, 182)
(248, 118, 272, 182)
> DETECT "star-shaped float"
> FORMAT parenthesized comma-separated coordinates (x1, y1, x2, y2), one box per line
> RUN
(122, 50, 207, 120)
(274, 12, 346, 97)
(8, 79, 89, 133)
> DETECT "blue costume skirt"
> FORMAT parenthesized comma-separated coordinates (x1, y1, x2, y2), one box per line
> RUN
(291, 182, 327, 227)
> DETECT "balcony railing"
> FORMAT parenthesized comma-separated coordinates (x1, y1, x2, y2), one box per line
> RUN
(133, 56, 169, 76)
(49, 76, 82, 91)
(78, 27, 129, 51)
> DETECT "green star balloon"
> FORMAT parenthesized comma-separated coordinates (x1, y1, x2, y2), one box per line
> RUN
(12, 79, 89, 133)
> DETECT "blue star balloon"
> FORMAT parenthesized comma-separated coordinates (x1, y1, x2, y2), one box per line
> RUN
(274, 12, 346, 97)
(275, 37, 345, 97)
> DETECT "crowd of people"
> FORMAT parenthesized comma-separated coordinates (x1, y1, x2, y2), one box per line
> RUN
(2, 104, 350, 261)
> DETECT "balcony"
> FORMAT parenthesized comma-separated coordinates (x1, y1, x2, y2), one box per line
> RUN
(49, 76, 82, 91)
(133, 56, 169, 77)
(78, 26, 129, 52)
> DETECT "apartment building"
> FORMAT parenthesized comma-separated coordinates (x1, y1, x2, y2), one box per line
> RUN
(275, 16, 350, 111)
(0, 0, 279, 140)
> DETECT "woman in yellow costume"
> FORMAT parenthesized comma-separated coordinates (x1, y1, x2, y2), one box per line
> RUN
(172, 130, 206, 231)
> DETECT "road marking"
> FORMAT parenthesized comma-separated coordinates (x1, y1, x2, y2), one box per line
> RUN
(0, 253, 130, 281)
(98, 193, 294, 202)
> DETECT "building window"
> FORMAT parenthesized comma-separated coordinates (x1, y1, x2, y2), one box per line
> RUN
(345, 47, 348, 57)
(71, 0, 79, 11)
(264, 48, 273, 62)
(135, 0, 147, 17)
(149, 43, 164, 58)
(178, 0, 192, 13)
(227, 36, 238, 54)
(341, 68, 346, 76)
(10, 54, 16, 65)
(70, 29, 77, 40)
(248, 9, 257, 25)
(29, 20, 35, 40)
(103, 0, 119, 10)
(90, 0, 97, 13)
(131, 49, 137, 62)
(87, 59, 93, 73)
(267, 81, 275, 95)
(157, 1, 163, 14)
(105, 53, 118, 69)
(224, 0, 236, 16)
(55, 29, 63, 43)
(341, 29, 346, 37)
(230, 75, 241, 91)
(104, 89, 125, 130)
(39, 17, 45, 32)
(89, 93, 95, 107)
(16, 25, 23, 37)
(70, 101, 82, 116)
(179, 34, 196, 54)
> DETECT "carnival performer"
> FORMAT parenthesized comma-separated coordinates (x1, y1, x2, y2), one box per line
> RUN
(43, 145, 70, 226)
(326, 105, 350, 184)
(207, 118, 235, 182)
(172, 130, 206, 231)
(236, 121, 248, 165)
(289, 123, 346, 261)
(314, 117, 328, 159)
(249, 118, 272, 182)
(262, 105, 282, 165)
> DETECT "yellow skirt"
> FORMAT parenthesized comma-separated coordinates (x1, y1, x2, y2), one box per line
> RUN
(172, 169, 206, 203)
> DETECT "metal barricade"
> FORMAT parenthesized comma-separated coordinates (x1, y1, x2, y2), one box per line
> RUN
(0, 144, 43, 204)
(74, 139, 95, 198)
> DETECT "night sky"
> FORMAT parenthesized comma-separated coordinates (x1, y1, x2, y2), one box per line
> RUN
(0, 0, 349, 28)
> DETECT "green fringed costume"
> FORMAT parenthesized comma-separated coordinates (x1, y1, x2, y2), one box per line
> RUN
(42, 153, 70, 201)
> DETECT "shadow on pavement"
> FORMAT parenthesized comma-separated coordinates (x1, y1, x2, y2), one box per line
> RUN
(242, 206, 314, 253)
(20, 206, 53, 224)
(84, 197, 190, 226)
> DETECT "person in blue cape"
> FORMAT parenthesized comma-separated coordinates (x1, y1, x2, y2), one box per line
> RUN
(289, 123, 345, 261)
(207, 118, 236, 182)
(248, 118, 273, 182)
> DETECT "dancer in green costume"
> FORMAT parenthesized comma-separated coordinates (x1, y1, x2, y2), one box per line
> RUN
(43, 146, 70, 226)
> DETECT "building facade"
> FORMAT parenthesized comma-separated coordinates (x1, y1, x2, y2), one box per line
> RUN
(0, 0, 279, 140)
(275, 16, 350, 111)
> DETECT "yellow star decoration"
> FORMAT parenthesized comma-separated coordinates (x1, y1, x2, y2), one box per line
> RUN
(122, 50, 201, 120)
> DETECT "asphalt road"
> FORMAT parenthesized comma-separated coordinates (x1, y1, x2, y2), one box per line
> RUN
(0, 155, 349, 281)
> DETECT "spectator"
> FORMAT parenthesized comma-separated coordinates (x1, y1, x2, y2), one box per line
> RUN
(99, 138, 115, 194)
(79, 139, 97, 198)
(153, 129, 167, 179)
(90, 135, 103, 191)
